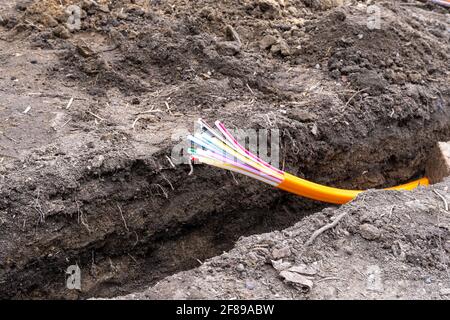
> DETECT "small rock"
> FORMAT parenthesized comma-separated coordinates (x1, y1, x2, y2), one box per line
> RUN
(309, 0, 345, 10)
(270, 40, 290, 56)
(53, 25, 71, 39)
(272, 246, 291, 259)
(274, 23, 291, 31)
(310, 123, 318, 136)
(258, 0, 281, 14)
(271, 259, 292, 271)
(407, 72, 421, 83)
(216, 41, 241, 56)
(30, 59, 38, 64)
(342, 246, 353, 255)
(236, 263, 245, 272)
(341, 65, 360, 75)
(91, 155, 105, 168)
(260, 35, 277, 50)
(116, 11, 129, 20)
(97, 5, 111, 13)
(359, 223, 381, 240)
(351, 70, 388, 94)
(40, 13, 59, 28)
(392, 72, 407, 85)
(76, 43, 95, 57)
(50, 112, 66, 130)
(15, 0, 32, 11)
(245, 281, 255, 290)
(279, 270, 313, 292)
(81, 0, 95, 10)
(366, 265, 383, 292)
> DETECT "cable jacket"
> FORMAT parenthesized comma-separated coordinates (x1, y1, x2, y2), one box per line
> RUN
(278, 173, 429, 204)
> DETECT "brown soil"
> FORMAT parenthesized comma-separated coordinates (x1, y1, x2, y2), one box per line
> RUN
(0, 0, 449, 299)
(117, 179, 450, 300)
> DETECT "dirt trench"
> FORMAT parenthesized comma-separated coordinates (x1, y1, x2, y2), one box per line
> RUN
(0, 124, 448, 299)
(0, 0, 449, 299)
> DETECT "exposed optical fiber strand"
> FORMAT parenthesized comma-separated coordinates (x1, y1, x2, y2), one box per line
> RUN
(187, 119, 429, 204)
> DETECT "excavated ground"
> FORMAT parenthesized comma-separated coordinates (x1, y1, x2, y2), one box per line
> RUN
(117, 178, 450, 300)
(0, 0, 449, 299)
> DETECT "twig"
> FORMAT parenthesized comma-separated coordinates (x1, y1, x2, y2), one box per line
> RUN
(117, 204, 129, 231)
(380, 205, 394, 218)
(165, 155, 176, 168)
(225, 24, 241, 45)
(433, 189, 449, 211)
(230, 171, 239, 185)
(188, 159, 194, 175)
(246, 83, 255, 96)
(135, 108, 162, 115)
(154, 184, 169, 199)
(160, 173, 174, 190)
(87, 110, 106, 121)
(132, 231, 139, 247)
(66, 97, 74, 110)
(132, 116, 142, 130)
(316, 277, 347, 283)
(61, 119, 71, 128)
(164, 101, 173, 115)
(76, 200, 91, 233)
(23, 106, 31, 114)
(128, 253, 138, 264)
(341, 87, 368, 111)
(0, 132, 18, 143)
(305, 211, 350, 246)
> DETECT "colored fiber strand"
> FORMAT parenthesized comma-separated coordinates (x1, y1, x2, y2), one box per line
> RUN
(187, 119, 430, 204)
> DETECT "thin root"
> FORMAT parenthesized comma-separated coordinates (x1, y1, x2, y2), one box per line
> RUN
(305, 211, 350, 246)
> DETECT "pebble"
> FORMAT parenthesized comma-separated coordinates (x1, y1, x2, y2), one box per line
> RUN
(236, 263, 245, 272)
(257, 0, 280, 14)
(359, 223, 381, 240)
(311, 123, 318, 136)
(260, 35, 277, 50)
(216, 41, 241, 56)
(271, 259, 292, 271)
(53, 25, 71, 39)
(91, 155, 105, 168)
(270, 40, 290, 56)
(245, 281, 255, 290)
(272, 246, 291, 259)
